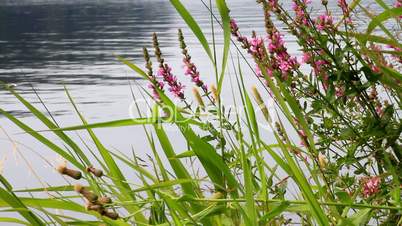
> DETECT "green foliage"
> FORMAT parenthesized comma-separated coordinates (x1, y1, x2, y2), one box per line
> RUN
(0, 0, 401, 225)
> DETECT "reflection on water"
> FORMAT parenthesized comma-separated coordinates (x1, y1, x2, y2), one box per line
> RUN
(0, 0, 174, 85)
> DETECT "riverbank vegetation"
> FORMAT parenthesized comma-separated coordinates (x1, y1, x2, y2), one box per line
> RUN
(0, 0, 401, 225)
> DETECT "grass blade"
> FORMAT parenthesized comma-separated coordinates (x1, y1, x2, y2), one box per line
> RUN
(170, 0, 213, 61)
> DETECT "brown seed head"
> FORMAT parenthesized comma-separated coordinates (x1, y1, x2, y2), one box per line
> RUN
(57, 165, 82, 180)
(86, 166, 103, 178)
(103, 210, 119, 220)
(98, 196, 112, 204)
(86, 203, 104, 214)
(74, 184, 98, 203)
(56, 164, 66, 174)
(192, 87, 205, 109)
(211, 84, 219, 103)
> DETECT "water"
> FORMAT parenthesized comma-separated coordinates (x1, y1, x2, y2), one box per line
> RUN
(0, 0, 386, 189)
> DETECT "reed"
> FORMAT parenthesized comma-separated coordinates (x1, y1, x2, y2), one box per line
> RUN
(0, 0, 401, 225)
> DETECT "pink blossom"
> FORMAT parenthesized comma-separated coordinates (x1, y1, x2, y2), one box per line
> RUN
(183, 58, 207, 92)
(395, 0, 402, 18)
(267, 31, 299, 78)
(315, 13, 334, 31)
(338, 0, 348, 13)
(148, 81, 164, 100)
(157, 64, 185, 99)
(371, 65, 381, 73)
(230, 18, 250, 51)
(362, 176, 381, 197)
(375, 105, 383, 116)
(267, 31, 284, 53)
(248, 36, 265, 56)
(335, 86, 345, 97)
(268, 0, 279, 10)
(297, 129, 308, 147)
(387, 45, 402, 63)
(292, 0, 312, 25)
(230, 19, 239, 31)
(302, 52, 312, 63)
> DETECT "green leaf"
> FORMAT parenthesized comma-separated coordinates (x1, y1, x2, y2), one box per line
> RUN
(0, 217, 29, 225)
(157, 89, 239, 193)
(341, 31, 402, 49)
(350, 208, 371, 225)
(154, 124, 201, 197)
(0, 187, 45, 225)
(13, 185, 74, 193)
(169, 0, 213, 61)
(364, 7, 402, 44)
(173, 150, 195, 159)
(260, 201, 290, 223)
(216, 0, 231, 95)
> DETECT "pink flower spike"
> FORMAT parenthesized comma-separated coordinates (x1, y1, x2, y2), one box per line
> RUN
(315, 13, 334, 31)
(362, 176, 381, 197)
(158, 64, 185, 99)
(302, 52, 312, 63)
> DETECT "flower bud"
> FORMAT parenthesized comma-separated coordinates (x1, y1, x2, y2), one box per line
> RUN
(318, 152, 328, 169)
(86, 203, 104, 214)
(74, 184, 98, 203)
(192, 87, 205, 109)
(86, 166, 103, 177)
(211, 84, 219, 103)
(210, 191, 223, 199)
(56, 165, 82, 180)
(103, 210, 119, 220)
(251, 86, 271, 123)
(321, 0, 328, 6)
(98, 196, 112, 205)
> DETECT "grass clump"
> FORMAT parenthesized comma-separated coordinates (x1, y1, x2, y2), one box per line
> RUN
(0, 0, 401, 225)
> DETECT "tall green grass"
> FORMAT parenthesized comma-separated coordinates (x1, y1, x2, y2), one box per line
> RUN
(0, 0, 401, 225)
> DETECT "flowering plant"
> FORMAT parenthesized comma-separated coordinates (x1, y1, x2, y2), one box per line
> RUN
(0, 0, 401, 225)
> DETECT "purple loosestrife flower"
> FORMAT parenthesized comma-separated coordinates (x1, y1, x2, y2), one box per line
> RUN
(315, 13, 334, 31)
(388, 45, 402, 64)
(230, 19, 251, 51)
(248, 35, 265, 59)
(267, 0, 279, 11)
(292, 0, 312, 26)
(153, 33, 185, 99)
(395, 0, 402, 18)
(362, 176, 381, 197)
(178, 29, 207, 93)
(267, 30, 299, 78)
(338, 0, 352, 24)
(143, 47, 164, 101)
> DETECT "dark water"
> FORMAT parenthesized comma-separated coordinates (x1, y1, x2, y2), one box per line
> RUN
(0, 0, 388, 190)
(0, 1, 176, 85)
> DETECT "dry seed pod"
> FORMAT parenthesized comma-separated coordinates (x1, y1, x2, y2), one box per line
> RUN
(56, 165, 82, 180)
(210, 84, 219, 103)
(192, 87, 205, 109)
(98, 196, 112, 205)
(318, 152, 328, 169)
(74, 184, 98, 203)
(210, 191, 223, 199)
(251, 85, 271, 123)
(103, 210, 119, 220)
(86, 166, 103, 177)
(86, 203, 104, 214)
